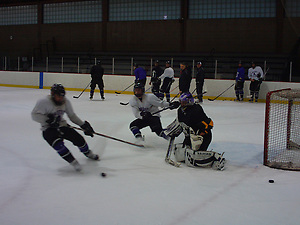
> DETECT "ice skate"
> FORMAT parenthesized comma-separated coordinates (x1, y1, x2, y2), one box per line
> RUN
(70, 160, 82, 171)
(86, 150, 99, 160)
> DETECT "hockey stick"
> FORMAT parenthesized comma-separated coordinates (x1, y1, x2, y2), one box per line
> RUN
(73, 82, 91, 99)
(71, 126, 144, 148)
(120, 101, 129, 106)
(115, 82, 135, 95)
(208, 83, 235, 101)
(165, 136, 181, 167)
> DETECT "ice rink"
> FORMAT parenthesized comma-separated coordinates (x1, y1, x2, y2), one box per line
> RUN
(1, 86, 300, 225)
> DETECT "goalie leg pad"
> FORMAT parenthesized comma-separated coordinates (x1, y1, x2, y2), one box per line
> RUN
(185, 148, 215, 168)
(211, 152, 226, 171)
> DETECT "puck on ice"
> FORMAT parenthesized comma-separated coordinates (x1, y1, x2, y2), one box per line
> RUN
(268, 179, 274, 183)
(101, 172, 106, 177)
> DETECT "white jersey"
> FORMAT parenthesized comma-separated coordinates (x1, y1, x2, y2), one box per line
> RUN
(248, 66, 264, 81)
(31, 95, 84, 131)
(159, 67, 174, 80)
(129, 94, 170, 119)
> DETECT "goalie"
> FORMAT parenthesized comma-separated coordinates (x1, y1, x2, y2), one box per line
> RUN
(164, 92, 226, 170)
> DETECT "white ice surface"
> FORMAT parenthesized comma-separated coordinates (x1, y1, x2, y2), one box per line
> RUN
(1, 86, 300, 225)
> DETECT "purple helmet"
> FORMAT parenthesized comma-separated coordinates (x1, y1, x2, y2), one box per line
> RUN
(179, 92, 194, 105)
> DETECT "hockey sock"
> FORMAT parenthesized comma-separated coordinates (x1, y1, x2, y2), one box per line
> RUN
(78, 143, 89, 155)
(100, 89, 104, 98)
(53, 141, 76, 163)
(166, 93, 170, 102)
(130, 126, 142, 138)
(90, 90, 94, 98)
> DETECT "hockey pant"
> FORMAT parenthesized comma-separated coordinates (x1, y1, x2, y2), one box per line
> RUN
(90, 80, 104, 98)
(160, 77, 173, 102)
(129, 116, 167, 139)
(235, 81, 244, 99)
(249, 80, 261, 100)
(43, 126, 90, 163)
(196, 81, 204, 101)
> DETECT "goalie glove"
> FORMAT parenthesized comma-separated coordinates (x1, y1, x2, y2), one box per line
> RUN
(189, 127, 204, 151)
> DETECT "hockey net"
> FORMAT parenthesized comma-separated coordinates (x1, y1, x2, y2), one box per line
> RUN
(264, 88, 300, 170)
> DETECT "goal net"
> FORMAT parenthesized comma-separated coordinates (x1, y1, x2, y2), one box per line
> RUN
(264, 88, 300, 170)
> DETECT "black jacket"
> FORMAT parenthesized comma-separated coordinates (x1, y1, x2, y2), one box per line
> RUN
(179, 67, 192, 93)
(196, 67, 205, 83)
(90, 65, 104, 82)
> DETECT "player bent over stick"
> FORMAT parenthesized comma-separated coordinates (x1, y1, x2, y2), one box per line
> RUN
(31, 84, 99, 172)
(164, 92, 226, 170)
(129, 82, 180, 142)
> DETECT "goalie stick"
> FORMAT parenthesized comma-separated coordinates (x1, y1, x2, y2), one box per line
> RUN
(165, 136, 181, 167)
(71, 126, 144, 148)
(73, 82, 91, 99)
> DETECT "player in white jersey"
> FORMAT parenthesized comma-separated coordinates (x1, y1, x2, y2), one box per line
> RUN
(248, 62, 264, 102)
(158, 60, 175, 102)
(129, 82, 180, 141)
(31, 84, 98, 171)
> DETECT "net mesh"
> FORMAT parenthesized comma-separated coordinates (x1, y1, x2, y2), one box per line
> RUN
(264, 89, 300, 170)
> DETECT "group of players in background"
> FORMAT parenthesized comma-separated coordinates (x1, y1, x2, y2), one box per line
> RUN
(31, 59, 265, 172)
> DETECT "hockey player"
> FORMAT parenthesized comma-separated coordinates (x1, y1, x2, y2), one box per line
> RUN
(150, 60, 163, 95)
(129, 82, 180, 141)
(133, 63, 147, 87)
(248, 62, 264, 102)
(31, 84, 98, 172)
(165, 92, 225, 170)
(179, 62, 192, 94)
(158, 60, 174, 102)
(90, 60, 105, 100)
(195, 61, 205, 103)
(235, 61, 245, 101)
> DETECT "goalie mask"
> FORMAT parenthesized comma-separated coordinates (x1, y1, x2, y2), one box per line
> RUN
(179, 92, 194, 106)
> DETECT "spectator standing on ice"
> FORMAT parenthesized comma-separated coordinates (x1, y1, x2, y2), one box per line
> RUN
(235, 61, 245, 101)
(158, 60, 174, 102)
(248, 62, 264, 102)
(134, 63, 147, 87)
(90, 60, 105, 100)
(195, 61, 205, 103)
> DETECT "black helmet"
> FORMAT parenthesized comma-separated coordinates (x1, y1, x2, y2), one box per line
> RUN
(133, 82, 145, 97)
(51, 83, 65, 97)
(96, 60, 101, 65)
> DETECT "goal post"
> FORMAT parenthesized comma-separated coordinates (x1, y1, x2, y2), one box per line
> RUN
(264, 88, 300, 170)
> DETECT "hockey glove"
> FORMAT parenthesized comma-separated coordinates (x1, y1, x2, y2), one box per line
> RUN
(140, 111, 152, 120)
(80, 121, 94, 137)
(169, 101, 180, 110)
(46, 114, 61, 128)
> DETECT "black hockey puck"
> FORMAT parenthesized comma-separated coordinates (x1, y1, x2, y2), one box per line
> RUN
(268, 179, 274, 183)
(101, 172, 106, 177)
